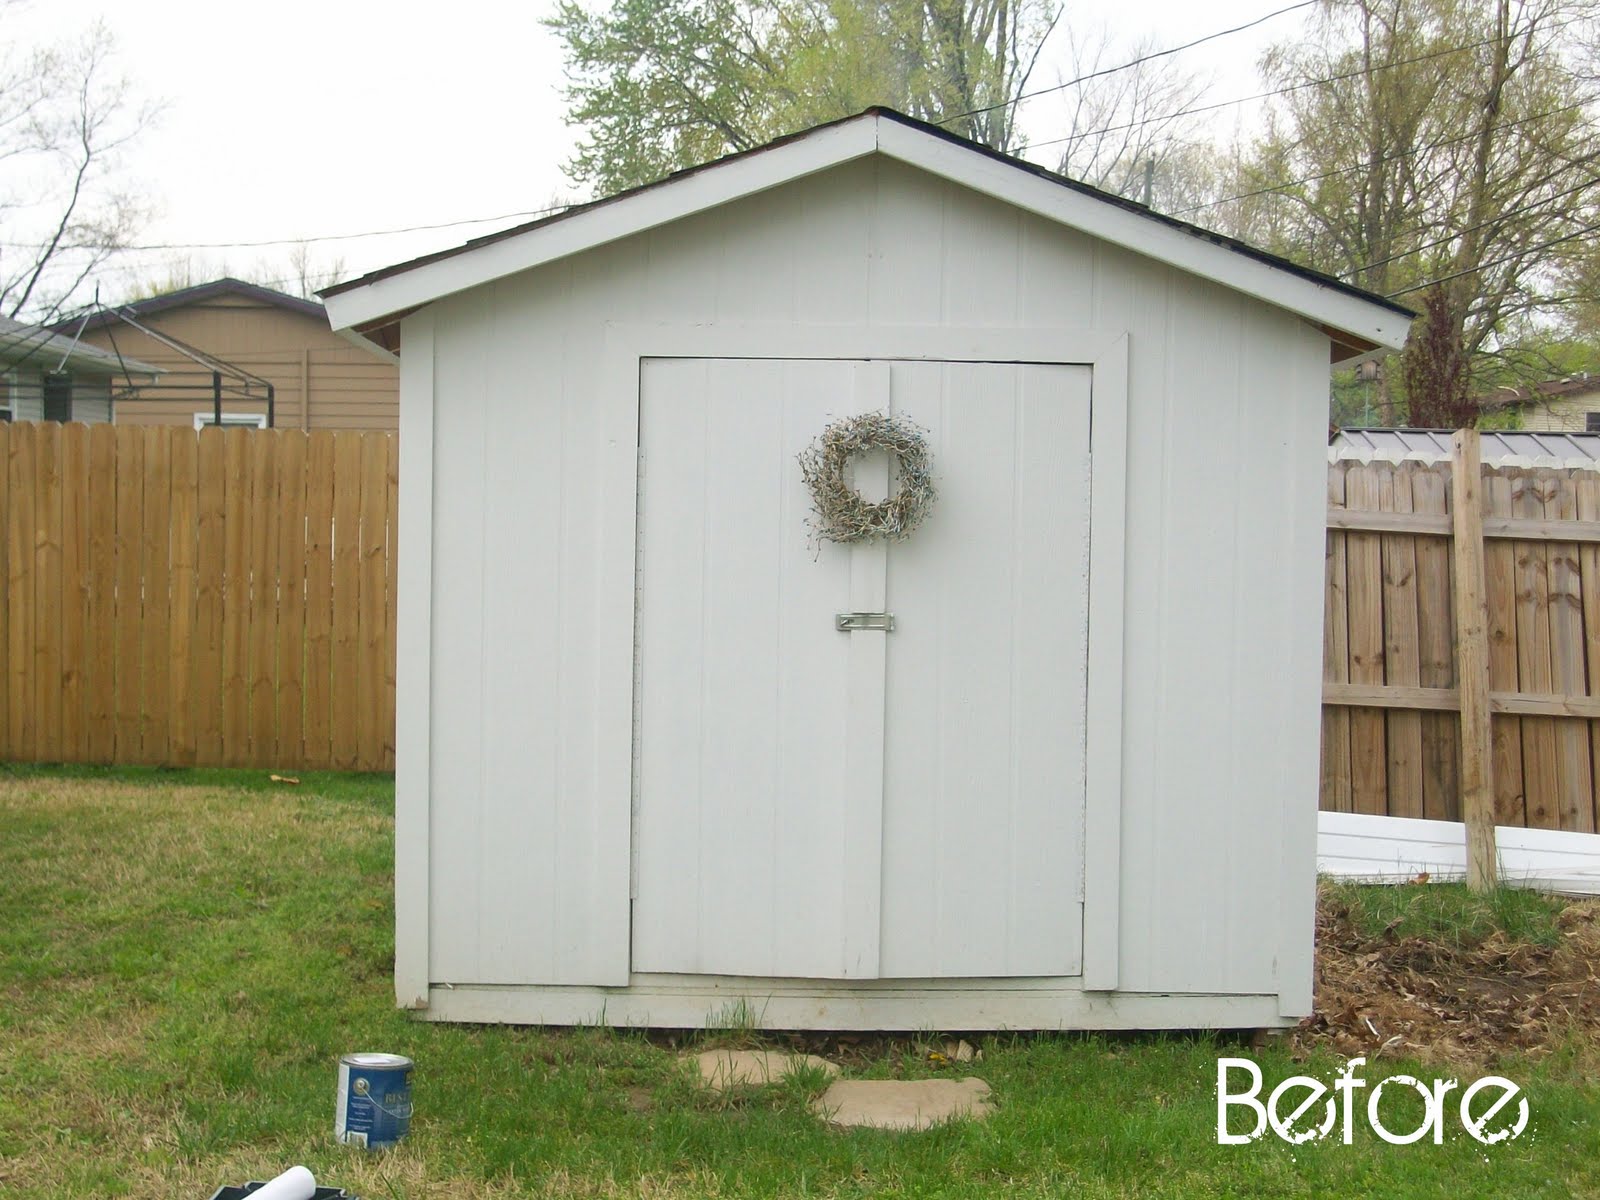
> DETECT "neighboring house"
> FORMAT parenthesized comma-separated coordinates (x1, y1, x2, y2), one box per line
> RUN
(1332, 426, 1600, 467)
(0, 314, 158, 423)
(54, 278, 398, 430)
(1483, 374, 1600, 431)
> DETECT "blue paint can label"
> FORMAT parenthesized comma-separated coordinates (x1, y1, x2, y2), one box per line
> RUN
(335, 1053, 414, 1149)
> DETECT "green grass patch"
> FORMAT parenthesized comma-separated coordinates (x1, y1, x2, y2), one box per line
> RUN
(1322, 877, 1566, 948)
(1, 765, 1597, 1198)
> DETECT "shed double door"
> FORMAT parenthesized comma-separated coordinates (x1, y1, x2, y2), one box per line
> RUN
(632, 357, 1092, 980)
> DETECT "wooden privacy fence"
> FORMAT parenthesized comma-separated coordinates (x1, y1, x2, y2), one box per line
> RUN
(0, 422, 396, 770)
(1324, 446, 1600, 833)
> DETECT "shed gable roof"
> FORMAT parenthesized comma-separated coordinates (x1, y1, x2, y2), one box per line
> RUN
(322, 109, 1413, 360)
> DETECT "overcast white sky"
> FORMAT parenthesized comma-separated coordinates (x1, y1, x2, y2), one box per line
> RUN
(8, 0, 1305, 297)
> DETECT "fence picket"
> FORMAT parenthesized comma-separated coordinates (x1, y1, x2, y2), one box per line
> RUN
(0, 424, 9, 755)
(1512, 470, 1560, 829)
(1343, 463, 1388, 815)
(1410, 467, 1458, 820)
(1380, 464, 1424, 818)
(248, 433, 279, 763)
(193, 428, 226, 765)
(303, 431, 336, 769)
(275, 431, 308, 766)
(59, 424, 88, 761)
(33, 422, 62, 762)
(84, 425, 117, 762)
(220, 428, 251, 766)
(330, 432, 362, 771)
(140, 427, 172, 762)
(168, 428, 198, 765)
(384, 432, 398, 771)
(1544, 472, 1593, 832)
(112, 425, 143, 761)
(1578, 473, 1600, 832)
(356, 434, 388, 770)
(1321, 462, 1352, 813)
(1483, 471, 1527, 826)
(7, 423, 34, 758)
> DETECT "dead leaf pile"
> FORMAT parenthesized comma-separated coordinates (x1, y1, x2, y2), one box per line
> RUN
(1291, 889, 1600, 1069)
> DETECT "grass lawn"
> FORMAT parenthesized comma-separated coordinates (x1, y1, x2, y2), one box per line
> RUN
(2, 765, 1597, 1198)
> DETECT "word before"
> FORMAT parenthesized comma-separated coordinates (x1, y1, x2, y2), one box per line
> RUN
(1217, 1057, 1528, 1146)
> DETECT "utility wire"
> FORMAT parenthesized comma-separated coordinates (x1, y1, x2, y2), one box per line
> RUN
(0, 202, 574, 254)
(1386, 222, 1600, 297)
(1168, 99, 1593, 217)
(1026, 13, 1588, 158)
(1350, 175, 1600, 277)
(937, 0, 1319, 127)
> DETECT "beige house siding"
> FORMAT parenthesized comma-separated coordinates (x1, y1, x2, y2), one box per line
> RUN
(81, 294, 397, 430)
(1516, 389, 1600, 432)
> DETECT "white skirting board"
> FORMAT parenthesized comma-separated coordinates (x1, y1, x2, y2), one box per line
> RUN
(420, 979, 1289, 1031)
(1318, 811, 1600, 896)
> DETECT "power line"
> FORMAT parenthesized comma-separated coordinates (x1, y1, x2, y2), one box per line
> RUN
(1029, 11, 1590, 160)
(0, 202, 574, 255)
(1351, 175, 1600, 277)
(937, 0, 1319, 127)
(1168, 99, 1593, 217)
(1386, 222, 1600, 297)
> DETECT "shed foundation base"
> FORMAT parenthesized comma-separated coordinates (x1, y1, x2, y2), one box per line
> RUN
(415, 976, 1297, 1031)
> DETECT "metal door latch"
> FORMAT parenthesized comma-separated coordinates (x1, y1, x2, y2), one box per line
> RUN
(835, 612, 895, 632)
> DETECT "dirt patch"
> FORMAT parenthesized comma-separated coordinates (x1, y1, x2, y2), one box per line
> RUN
(1291, 886, 1600, 1068)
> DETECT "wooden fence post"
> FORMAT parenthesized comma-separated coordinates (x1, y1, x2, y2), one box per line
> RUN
(1452, 429, 1498, 892)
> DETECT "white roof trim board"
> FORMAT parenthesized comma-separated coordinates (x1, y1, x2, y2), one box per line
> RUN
(1331, 428, 1600, 471)
(323, 111, 1412, 354)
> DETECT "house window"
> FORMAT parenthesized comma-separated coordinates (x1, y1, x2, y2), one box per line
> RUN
(0, 371, 14, 422)
(1585, 411, 1600, 433)
(41, 372, 71, 422)
(193, 412, 267, 430)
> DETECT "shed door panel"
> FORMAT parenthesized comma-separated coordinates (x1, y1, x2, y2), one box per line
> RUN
(632, 357, 1091, 981)
(880, 362, 1091, 978)
(631, 358, 871, 979)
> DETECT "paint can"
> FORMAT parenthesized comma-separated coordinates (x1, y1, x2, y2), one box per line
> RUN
(334, 1053, 414, 1149)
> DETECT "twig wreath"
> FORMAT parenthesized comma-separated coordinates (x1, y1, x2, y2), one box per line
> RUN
(798, 411, 936, 544)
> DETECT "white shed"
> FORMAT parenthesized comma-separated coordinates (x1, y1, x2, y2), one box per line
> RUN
(324, 109, 1411, 1031)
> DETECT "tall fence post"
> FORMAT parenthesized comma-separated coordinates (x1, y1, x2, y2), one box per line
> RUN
(1451, 429, 1498, 892)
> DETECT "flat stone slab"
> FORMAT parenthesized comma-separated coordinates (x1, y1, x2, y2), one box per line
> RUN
(813, 1077, 995, 1130)
(691, 1049, 840, 1091)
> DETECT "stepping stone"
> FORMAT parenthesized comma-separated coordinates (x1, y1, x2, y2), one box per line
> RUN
(690, 1049, 840, 1092)
(813, 1077, 995, 1131)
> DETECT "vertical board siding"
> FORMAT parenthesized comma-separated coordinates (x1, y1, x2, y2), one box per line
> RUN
(1321, 458, 1600, 831)
(0, 424, 395, 770)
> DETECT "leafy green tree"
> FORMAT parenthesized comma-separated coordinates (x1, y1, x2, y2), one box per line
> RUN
(547, 0, 1061, 195)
